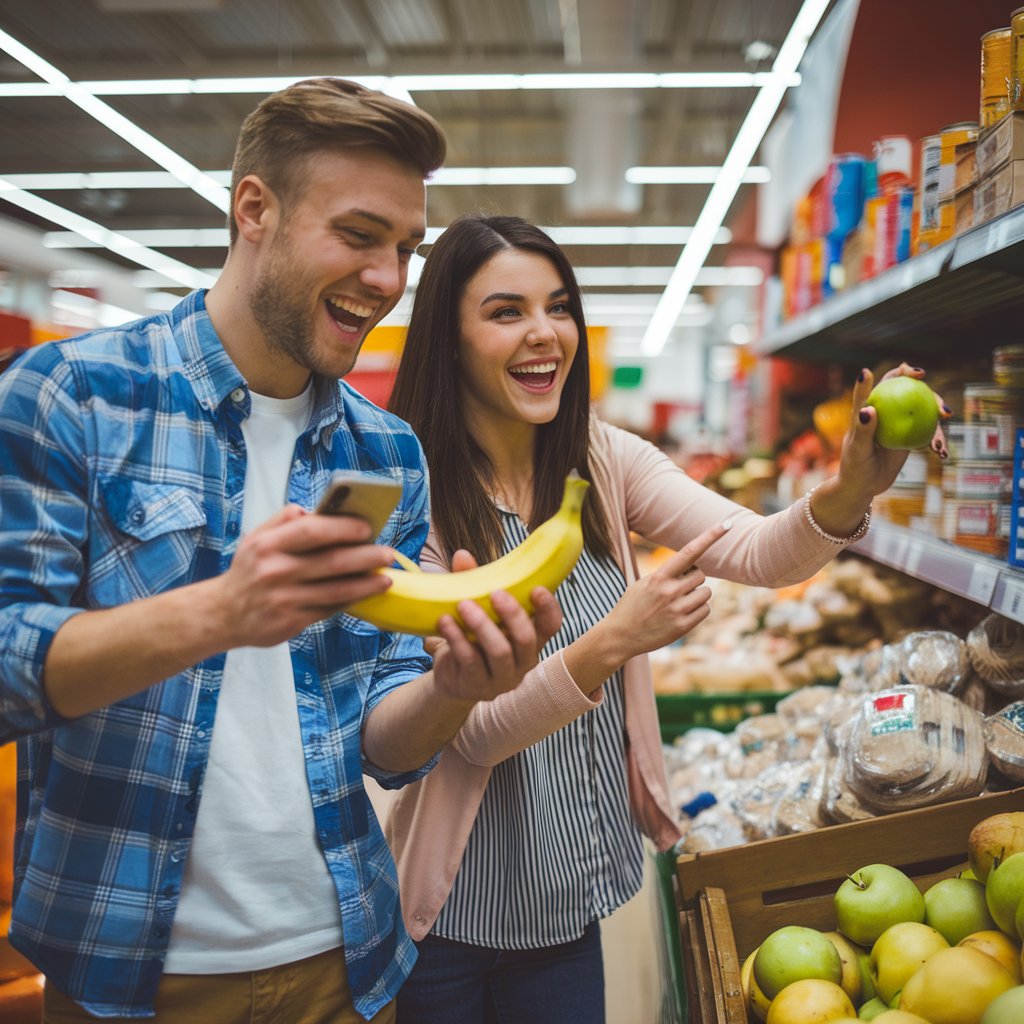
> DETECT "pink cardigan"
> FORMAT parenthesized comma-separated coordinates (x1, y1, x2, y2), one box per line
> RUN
(384, 418, 854, 940)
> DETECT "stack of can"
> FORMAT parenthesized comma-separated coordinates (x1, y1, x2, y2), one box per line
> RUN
(1011, 7, 1024, 111)
(940, 379, 1024, 555)
(981, 26, 1013, 128)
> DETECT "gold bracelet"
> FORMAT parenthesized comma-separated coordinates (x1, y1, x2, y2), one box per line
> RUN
(803, 483, 871, 545)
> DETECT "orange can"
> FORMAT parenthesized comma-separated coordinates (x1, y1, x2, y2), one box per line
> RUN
(981, 27, 1012, 127)
(1012, 7, 1024, 110)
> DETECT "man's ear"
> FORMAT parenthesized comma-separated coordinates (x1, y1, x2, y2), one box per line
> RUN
(233, 175, 277, 244)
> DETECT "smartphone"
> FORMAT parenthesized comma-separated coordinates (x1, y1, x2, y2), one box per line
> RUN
(315, 472, 403, 539)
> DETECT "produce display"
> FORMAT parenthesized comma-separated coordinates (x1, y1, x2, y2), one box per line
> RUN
(663, 611, 1024, 854)
(735, 811, 1024, 1024)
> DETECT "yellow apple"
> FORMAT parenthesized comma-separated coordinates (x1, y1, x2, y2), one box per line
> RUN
(959, 929, 1023, 984)
(824, 930, 866, 1004)
(968, 813, 1024, 884)
(741, 947, 772, 1022)
(899, 945, 1015, 1023)
(765, 978, 855, 1024)
(871, 921, 949, 1003)
(871, 1013, 932, 1024)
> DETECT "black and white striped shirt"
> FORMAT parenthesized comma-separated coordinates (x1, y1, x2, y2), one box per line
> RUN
(431, 507, 645, 949)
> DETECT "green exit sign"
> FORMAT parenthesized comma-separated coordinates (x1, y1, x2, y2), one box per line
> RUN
(612, 365, 644, 389)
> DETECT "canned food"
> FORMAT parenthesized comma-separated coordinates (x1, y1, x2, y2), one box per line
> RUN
(947, 421, 1015, 460)
(994, 344, 1024, 387)
(981, 27, 1013, 128)
(1012, 7, 1024, 110)
(941, 499, 1010, 539)
(941, 459, 1015, 500)
(939, 122, 979, 202)
(962, 382, 1024, 421)
(916, 134, 942, 252)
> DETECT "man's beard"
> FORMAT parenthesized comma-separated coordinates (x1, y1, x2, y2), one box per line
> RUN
(248, 234, 359, 380)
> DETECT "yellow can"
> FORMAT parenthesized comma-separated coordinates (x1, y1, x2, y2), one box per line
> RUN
(1012, 7, 1024, 110)
(981, 27, 1012, 127)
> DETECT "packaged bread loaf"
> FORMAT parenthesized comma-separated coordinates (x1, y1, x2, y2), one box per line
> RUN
(983, 700, 1024, 783)
(899, 630, 971, 694)
(840, 685, 988, 812)
(967, 614, 1024, 698)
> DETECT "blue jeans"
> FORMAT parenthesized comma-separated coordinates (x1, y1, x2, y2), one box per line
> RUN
(396, 922, 604, 1024)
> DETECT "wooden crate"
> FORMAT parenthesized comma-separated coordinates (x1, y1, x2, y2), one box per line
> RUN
(674, 787, 1024, 1024)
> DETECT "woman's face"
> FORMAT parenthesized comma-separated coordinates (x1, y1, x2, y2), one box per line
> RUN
(456, 248, 579, 437)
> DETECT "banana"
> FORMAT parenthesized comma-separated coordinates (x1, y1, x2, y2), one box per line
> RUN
(346, 473, 590, 636)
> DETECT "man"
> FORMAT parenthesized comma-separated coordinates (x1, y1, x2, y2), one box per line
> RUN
(0, 78, 560, 1023)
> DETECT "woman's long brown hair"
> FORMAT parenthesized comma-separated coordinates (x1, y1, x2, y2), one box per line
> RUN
(389, 214, 611, 564)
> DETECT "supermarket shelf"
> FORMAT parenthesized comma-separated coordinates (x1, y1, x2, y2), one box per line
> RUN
(850, 518, 1024, 624)
(756, 204, 1024, 365)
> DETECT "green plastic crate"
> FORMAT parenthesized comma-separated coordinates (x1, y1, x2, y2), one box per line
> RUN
(655, 691, 789, 744)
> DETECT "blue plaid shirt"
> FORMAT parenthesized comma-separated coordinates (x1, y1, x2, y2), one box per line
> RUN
(0, 290, 433, 1019)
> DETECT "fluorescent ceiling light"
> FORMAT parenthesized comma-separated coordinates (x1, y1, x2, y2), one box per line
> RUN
(432, 167, 576, 185)
(640, 0, 829, 357)
(46, 228, 231, 249)
(46, 224, 731, 249)
(625, 166, 771, 184)
(0, 28, 229, 214)
(0, 178, 215, 290)
(0, 71, 801, 99)
(11, 167, 570, 191)
(575, 266, 763, 287)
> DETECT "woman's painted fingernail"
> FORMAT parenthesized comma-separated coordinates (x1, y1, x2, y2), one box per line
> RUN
(912, 366, 924, 373)
(859, 409, 871, 424)
(942, 403, 953, 415)
(857, 369, 867, 383)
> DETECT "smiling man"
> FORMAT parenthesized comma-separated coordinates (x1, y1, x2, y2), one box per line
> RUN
(0, 79, 561, 1024)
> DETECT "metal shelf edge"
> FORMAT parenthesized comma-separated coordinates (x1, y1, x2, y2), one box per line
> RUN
(850, 520, 1024, 624)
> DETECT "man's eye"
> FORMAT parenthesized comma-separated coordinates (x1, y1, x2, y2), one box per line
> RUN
(344, 229, 372, 245)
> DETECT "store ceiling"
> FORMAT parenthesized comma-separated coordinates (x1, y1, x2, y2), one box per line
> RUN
(0, 0, 817, 324)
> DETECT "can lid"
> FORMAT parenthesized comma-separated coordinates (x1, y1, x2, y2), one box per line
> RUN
(981, 26, 1011, 39)
(1011, 5, 1024, 17)
(940, 121, 980, 133)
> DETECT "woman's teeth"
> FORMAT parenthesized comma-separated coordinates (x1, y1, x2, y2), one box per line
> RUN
(509, 361, 557, 378)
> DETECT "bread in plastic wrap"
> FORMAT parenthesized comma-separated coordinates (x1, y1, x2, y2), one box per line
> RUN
(899, 630, 972, 694)
(725, 714, 788, 779)
(839, 685, 988, 812)
(773, 759, 829, 834)
(967, 614, 1024, 699)
(822, 752, 876, 823)
(732, 762, 795, 841)
(983, 700, 1024, 783)
(676, 801, 747, 853)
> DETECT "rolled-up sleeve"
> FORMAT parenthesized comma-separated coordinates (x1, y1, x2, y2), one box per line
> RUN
(0, 346, 88, 741)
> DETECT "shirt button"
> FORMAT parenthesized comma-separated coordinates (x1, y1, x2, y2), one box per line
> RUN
(131, 508, 146, 525)
(230, 387, 245, 403)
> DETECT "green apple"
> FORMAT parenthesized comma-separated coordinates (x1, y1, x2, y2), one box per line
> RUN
(986, 852, 1024, 936)
(835, 864, 926, 947)
(924, 876, 998, 945)
(980, 984, 1024, 1023)
(871, 921, 949, 1003)
(858, 997, 889, 1020)
(858, 949, 878, 1002)
(864, 377, 940, 450)
(753, 924, 843, 1000)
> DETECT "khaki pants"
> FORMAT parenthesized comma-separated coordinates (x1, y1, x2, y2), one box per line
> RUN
(42, 947, 396, 1024)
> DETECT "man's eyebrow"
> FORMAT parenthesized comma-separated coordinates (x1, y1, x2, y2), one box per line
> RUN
(480, 287, 568, 306)
(337, 208, 425, 242)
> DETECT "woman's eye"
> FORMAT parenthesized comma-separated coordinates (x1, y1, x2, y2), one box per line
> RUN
(550, 301, 570, 315)
(493, 307, 521, 319)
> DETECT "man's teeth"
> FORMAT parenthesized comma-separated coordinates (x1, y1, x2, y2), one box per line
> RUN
(328, 297, 374, 318)
(510, 361, 557, 376)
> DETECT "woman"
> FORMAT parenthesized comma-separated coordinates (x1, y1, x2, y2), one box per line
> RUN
(386, 214, 946, 1024)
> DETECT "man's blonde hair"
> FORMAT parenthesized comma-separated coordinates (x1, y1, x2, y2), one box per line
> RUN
(228, 77, 446, 244)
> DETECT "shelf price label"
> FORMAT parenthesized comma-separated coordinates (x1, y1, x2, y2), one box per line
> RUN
(966, 562, 1000, 605)
(998, 576, 1024, 623)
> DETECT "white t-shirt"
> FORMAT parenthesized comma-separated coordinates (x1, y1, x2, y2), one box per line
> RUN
(165, 385, 344, 973)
